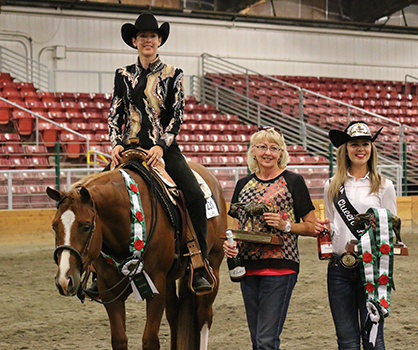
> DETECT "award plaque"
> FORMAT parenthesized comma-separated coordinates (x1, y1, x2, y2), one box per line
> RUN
(346, 240, 409, 256)
(220, 229, 283, 246)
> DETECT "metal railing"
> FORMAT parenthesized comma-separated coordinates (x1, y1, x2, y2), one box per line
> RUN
(0, 163, 402, 210)
(404, 74, 418, 95)
(0, 96, 90, 151)
(0, 45, 49, 91)
(195, 53, 413, 195)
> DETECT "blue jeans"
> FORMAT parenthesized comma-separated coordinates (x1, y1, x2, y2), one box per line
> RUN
(241, 273, 298, 350)
(328, 262, 385, 350)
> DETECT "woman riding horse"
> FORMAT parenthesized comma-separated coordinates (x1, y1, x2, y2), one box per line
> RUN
(106, 12, 211, 292)
(48, 161, 226, 350)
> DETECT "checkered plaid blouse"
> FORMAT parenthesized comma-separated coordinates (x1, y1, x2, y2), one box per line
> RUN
(228, 171, 315, 273)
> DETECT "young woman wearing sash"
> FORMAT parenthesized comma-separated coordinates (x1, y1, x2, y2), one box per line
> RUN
(224, 127, 316, 350)
(315, 121, 397, 349)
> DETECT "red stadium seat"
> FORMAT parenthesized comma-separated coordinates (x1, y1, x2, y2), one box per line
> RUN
(56, 92, 77, 102)
(47, 111, 68, 122)
(24, 144, 49, 158)
(0, 100, 11, 125)
(39, 122, 60, 147)
(21, 90, 40, 102)
(16, 82, 35, 91)
(11, 110, 34, 135)
(83, 111, 102, 123)
(2, 89, 23, 103)
(81, 101, 101, 113)
(65, 112, 85, 123)
(0, 132, 20, 143)
(75, 92, 93, 102)
(60, 133, 85, 159)
(38, 91, 58, 102)
(90, 93, 107, 103)
(44, 101, 63, 113)
(29, 157, 50, 167)
(0, 72, 13, 82)
(61, 101, 83, 113)
(26, 100, 47, 114)
(3, 144, 24, 157)
(0, 81, 19, 90)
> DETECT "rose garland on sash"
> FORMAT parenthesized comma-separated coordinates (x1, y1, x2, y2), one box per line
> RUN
(101, 169, 158, 301)
(357, 208, 394, 346)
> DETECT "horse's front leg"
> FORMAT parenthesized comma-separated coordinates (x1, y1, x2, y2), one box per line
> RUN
(165, 280, 179, 350)
(104, 299, 128, 350)
(143, 276, 167, 350)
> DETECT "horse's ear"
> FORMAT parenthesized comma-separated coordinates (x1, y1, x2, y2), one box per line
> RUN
(79, 186, 92, 204)
(46, 187, 64, 202)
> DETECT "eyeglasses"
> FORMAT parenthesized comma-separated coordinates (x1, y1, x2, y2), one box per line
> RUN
(257, 125, 282, 135)
(254, 145, 282, 154)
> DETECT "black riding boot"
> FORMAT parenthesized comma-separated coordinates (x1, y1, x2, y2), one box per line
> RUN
(187, 198, 212, 292)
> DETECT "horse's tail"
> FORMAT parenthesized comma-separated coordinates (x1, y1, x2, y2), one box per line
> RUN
(177, 276, 199, 350)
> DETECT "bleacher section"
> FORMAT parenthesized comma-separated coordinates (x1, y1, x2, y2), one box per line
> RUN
(208, 73, 417, 127)
(1, 71, 333, 209)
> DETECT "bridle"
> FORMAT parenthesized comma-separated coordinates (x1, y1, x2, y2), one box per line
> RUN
(53, 194, 97, 301)
(52, 166, 160, 305)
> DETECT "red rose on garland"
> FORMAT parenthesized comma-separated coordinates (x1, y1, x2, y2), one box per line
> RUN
(365, 282, 375, 293)
(134, 239, 145, 251)
(135, 211, 143, 222)
(130, 183, 139, 193)
(380, 297, 389, 309)
(378, 273, 389, 286)
(379, 243, 391, 255)
(362, 251, 373, 264)
(105, 257, 114, 265)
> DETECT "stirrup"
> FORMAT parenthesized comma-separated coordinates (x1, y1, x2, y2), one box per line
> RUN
(187, 259, 217, 296)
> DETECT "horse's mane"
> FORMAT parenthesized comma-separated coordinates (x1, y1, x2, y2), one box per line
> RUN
(71, 171, 111, 190)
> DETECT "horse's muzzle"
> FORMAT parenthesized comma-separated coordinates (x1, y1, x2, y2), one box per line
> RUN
(55, 270, 81, 297)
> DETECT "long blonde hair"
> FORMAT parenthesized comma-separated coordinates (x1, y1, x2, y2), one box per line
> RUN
(247, 128, 289, 173)
(328, 142, 383, 201)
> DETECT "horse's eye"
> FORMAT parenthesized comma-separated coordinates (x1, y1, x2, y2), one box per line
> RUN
(82, 224, 91, 233)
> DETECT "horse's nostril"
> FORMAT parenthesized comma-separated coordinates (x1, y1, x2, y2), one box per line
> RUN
(67, 277, 73, 290)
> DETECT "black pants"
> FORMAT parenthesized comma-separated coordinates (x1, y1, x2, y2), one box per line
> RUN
(109, 144, 208, 258)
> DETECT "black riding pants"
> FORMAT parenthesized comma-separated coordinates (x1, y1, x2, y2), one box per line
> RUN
(163, 145, 208, 259)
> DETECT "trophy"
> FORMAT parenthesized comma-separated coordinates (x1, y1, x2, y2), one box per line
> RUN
(221, 202, 284, 246)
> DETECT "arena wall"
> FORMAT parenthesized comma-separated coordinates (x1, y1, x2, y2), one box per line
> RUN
(1, 5, 418, 93)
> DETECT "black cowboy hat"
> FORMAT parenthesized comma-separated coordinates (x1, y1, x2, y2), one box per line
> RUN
(121, 13, 170, 49)
(329, 121, 383, 148)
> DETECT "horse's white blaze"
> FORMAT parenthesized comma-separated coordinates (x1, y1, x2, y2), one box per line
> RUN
(58, 210, 75, 285)
(199, 323, 209, 350)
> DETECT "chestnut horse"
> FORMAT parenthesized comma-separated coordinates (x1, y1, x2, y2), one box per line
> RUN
(47, 162, 227, 350)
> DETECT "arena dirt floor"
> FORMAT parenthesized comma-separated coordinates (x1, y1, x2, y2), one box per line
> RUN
(0, 228, 416, 350)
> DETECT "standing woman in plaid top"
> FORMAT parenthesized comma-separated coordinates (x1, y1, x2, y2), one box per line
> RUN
(107, 13, 211, 292)
(223, 127, 316, 350)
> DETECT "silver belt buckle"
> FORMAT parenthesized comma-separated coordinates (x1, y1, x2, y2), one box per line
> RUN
(340, 252, 359, 269)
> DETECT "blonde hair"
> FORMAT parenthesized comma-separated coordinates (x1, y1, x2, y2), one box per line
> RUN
(247, 128, 289, 173)
(328, 142, 383, 201)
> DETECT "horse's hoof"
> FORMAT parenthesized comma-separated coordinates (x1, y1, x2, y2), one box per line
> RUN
(192, 272, 212, 292)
